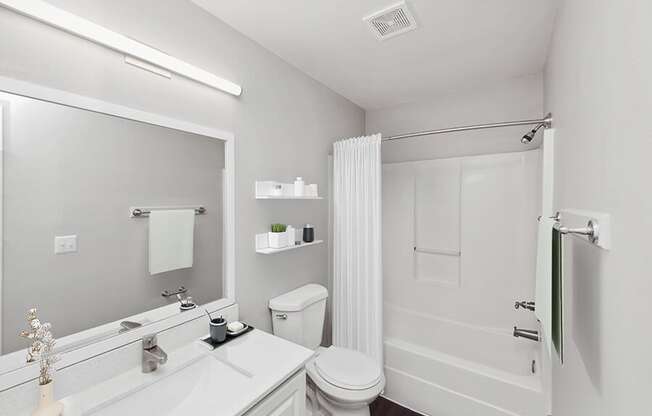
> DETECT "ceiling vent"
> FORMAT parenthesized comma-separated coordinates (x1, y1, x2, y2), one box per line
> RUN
(363, 1, 418, 41)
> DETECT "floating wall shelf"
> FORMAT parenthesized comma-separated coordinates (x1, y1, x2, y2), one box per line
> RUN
(255, 181, 321, 199)
(255, 232, 322, 254)
(256, 195, 323, 200)
(256, 240, 324, 255)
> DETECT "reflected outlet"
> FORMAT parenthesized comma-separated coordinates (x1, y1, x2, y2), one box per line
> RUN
(54, 235, 78, 254)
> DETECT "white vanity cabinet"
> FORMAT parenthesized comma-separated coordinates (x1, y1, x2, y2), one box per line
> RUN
(245, 370, 306, 416)
(0, 322, 314, 416)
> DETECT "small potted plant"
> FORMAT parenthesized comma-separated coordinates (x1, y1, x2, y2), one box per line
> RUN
(269, 223, 289, 248)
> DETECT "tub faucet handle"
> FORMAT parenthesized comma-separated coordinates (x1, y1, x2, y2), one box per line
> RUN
(514, 300, 535, 311)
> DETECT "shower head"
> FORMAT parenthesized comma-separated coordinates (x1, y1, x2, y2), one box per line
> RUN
(521, 130, 536, 144)
(521, 123, 545, 144)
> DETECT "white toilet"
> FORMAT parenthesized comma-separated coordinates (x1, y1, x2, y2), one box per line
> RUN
(269, 284, 385, 416)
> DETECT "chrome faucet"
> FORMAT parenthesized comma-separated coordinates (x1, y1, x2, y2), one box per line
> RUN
(513, 327, 540, 342)
(142, 334, 168, 373)
(119, 320, 142, 333)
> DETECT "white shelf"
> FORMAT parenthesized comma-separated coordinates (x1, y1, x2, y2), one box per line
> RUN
(256, 240, 323, 255)
(255, 181, 321, 199)
(256, 195, 323, 200)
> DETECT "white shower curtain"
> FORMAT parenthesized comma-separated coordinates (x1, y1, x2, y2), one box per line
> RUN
(332, 134, 383, 366)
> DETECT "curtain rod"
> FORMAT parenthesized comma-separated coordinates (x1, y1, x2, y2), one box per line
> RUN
(382, 113, 553, 142)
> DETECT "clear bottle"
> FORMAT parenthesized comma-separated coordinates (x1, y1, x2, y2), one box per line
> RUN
(286, 225, 295, 247)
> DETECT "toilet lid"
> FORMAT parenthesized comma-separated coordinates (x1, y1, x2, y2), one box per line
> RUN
(314, 347, 382, 390)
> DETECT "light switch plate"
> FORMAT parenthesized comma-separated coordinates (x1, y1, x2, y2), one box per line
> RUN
(54, 235, 77, 254)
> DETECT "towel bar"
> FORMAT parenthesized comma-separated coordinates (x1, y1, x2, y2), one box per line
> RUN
(131, 206, 206, 217)
(554, 219, 599, 244)
(161, 286, 187, 298)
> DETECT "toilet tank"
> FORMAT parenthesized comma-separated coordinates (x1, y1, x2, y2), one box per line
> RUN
(269, 284, 328, 350)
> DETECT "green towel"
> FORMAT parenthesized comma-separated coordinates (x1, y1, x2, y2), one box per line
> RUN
(552, 226, 563, 363)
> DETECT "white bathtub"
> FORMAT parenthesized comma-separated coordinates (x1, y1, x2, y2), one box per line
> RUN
(383, 303, 545, 416)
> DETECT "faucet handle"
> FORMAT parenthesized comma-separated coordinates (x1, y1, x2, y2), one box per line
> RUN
(514, 300, 535, 311)
(143, 334, 158, 349)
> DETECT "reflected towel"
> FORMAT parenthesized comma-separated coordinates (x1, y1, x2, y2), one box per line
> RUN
(149, 209, 195, 275)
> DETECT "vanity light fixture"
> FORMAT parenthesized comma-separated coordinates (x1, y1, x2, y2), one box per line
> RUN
(124, 56, 172, 79)
(0, 0, 243, 96)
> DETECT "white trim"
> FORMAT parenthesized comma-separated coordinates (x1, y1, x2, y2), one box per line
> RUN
(0, 0, 242, 96)
(223, 140, 236, 300)
(0, 76, 233, 141)
(0, 76, 237, 383)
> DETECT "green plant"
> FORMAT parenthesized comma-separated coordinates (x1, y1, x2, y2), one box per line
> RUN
(271, 223, 287, 233)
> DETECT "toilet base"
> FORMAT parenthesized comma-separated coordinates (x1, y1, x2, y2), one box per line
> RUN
(307, 379, 371, 416)
(315, 390, 370, 416)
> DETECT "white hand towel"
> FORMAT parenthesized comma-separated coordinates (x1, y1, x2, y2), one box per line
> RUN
(149, 209, 195, 275)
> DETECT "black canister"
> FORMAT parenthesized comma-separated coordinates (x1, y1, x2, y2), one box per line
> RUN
(209, 317, 227, 343)
(303, 224, 315, 243)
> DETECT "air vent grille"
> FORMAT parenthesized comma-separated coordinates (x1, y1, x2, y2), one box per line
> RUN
(364, 1, 417, 40)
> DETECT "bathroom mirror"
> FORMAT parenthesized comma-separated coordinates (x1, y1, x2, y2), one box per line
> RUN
(0, 89, 232, 373)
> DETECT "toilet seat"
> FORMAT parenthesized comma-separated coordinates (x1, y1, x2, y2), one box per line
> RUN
(306, 347, 385, 406)
(315, 347, 382, 390)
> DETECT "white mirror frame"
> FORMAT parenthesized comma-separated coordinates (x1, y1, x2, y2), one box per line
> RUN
(0, 75, 236, 390)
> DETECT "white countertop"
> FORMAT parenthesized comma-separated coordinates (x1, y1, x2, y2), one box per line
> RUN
(18, 330, 313, 416)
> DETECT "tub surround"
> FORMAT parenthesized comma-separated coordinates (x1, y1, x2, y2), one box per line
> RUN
(381, 150, 542, 415)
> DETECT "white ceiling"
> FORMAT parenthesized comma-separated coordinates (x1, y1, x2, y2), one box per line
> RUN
(192, 0, 558, 110)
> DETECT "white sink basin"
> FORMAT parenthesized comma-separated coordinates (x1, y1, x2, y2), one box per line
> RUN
(88, 355, 251, 415)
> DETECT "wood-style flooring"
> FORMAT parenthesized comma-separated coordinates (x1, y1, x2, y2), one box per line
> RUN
(370, 396, 424, 416)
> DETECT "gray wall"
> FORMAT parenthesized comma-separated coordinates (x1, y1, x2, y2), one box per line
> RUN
(0, 0, 364, 340)
(544, 0, 651, 414)
(1, 92, 224, 353)
(365, 73, 543, 162)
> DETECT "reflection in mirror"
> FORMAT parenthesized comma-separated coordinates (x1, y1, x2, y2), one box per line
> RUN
(0, 92, 224, 365)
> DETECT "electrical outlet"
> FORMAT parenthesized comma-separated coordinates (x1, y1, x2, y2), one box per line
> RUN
(54, 235, 77, 254)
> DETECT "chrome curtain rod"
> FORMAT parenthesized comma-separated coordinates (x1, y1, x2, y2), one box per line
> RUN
(382, 113, 553, 142)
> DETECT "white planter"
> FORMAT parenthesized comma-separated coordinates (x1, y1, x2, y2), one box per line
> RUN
(268, 232, 289, 249)
(32, 381, 63, 416)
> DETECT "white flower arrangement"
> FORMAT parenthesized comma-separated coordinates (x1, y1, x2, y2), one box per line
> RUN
(19, 308, 59, 385)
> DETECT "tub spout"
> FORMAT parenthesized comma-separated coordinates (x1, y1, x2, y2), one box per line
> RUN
(513, 326, 539, 342)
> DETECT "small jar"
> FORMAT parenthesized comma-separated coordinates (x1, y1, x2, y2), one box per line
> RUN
(303, 224, 315, 243)
(294, 177, 305, 196)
